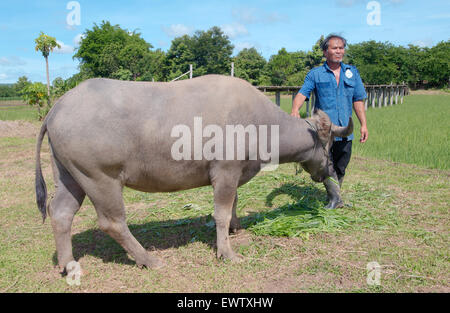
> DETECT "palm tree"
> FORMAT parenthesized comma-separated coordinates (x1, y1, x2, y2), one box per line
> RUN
(34, 32, 61, 100)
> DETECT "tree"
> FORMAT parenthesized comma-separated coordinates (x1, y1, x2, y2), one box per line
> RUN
(190, 27, 234, 76)
(233, 48, 266, 85)
(420, 41, 450, 88)
(21, 82, 49, 120)
(14, 76, 31, 96)
(34, 32, 61, 99)
(73, 21, 154, 80)
(164, 35, 195, 81)
(52, 77, 67, 98)
(306, 35, 325, 69)
(165, 27, 234, 80)
(346, 41, 400, 84)
(265, 48, 307, 86)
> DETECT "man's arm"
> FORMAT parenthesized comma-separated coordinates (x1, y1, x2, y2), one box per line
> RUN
(291, 93, 307, 117)
(353, 100, 368, 143)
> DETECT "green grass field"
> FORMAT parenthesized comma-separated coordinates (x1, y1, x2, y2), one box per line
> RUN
(0, 94, 448, 292)
(270, 94, 450, 170)
(0, 104, 38, 121)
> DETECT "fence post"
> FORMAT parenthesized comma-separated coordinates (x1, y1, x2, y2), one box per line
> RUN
(231, 62, 234, 77)
(378, 87, 382, 108)
(371, 87, 376, 108)
(275, 91, 280, 107)
(395, 86, 399, 104)
(189, 64, 193, 79)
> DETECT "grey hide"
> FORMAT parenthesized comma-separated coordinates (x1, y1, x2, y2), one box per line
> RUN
(35, 75, 352, 271)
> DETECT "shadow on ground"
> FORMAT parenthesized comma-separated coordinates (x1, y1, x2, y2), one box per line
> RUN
(53, 183, 328, 267)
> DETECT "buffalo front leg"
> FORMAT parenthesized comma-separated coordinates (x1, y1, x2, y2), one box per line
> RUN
(212, 178, 243, 262)
(323, 175, 344, 209)
(229, 193, 241, 234)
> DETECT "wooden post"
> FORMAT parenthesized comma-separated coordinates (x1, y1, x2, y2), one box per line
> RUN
(371, 87, 376, 108)
(378, 87, 382, 108)
(395, 86, 399, 104)
(364, 90, 368, 110)
(401, 86, 404, 104)
(275, 91, 280, 107)
(231, 62, 234, 77)
(189, 64, 193, 79)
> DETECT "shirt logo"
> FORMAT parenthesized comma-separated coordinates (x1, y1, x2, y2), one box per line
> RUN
(345, 69, 353, 79)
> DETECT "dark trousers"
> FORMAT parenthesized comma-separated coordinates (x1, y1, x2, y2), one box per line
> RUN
(330, 139, 352, 181)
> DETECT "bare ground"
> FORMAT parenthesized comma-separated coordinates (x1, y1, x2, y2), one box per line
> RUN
(0, 121, 448, 293)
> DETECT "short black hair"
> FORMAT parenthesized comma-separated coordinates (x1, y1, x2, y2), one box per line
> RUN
(321, 34, 347, 51)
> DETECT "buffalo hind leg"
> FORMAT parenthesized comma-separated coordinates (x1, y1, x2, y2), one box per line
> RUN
(213, 177, 243, 262)
(48, 159, 86, 272)
(85, 176, 164, 269)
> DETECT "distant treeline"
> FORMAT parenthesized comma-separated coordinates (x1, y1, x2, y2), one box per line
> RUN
(2, 21, 448, 99)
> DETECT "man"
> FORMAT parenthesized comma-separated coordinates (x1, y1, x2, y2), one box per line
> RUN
(291, 34, 368, 189)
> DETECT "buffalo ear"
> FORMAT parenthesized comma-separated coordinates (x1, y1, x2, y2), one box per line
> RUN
(309, 109, 332, 147)
(331, 118, 353, 138)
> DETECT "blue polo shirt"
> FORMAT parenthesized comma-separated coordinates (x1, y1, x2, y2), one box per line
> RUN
(299, 62, 366, 141)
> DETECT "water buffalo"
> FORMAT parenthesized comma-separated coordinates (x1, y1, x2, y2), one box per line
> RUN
(35, 75, 352, 271)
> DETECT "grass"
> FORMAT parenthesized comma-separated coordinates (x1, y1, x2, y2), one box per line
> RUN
(0, 104, 38, 121)
(270, 94, 450, 170)
(352, 95, 450, 170)
(0, 94, 448, 292)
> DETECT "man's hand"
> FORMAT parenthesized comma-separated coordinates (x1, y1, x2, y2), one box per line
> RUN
(353, 100, 368, 143)
(291, 93, 307, 118)
(360, 124, 368, 143)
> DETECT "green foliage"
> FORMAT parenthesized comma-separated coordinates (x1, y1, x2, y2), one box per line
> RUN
(111, 68, 133, 80)
(265, 48, 308, 86)
(347, 40, 450, 87)
(306, 35, 325, 69)
(21, 82, 49, 120)
(34, 32, 60, 58)
(233, 48, 266, 85)
(420, 41, 450, 87)
(73, 21, 157, 81)
(14, 76, 31, 95)
(165, 26, 234, 79)
(51, 77, 66, 98)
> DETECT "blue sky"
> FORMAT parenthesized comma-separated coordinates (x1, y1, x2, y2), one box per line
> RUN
(0, 0, 449, 83)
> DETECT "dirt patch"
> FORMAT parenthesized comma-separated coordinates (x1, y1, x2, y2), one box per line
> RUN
(0, 120, 39, 138)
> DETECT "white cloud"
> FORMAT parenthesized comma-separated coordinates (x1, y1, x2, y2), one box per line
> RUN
(232, 7, 287, 24)
(162, 24, 193, 37)
(0, 56, 26, 67)
(55, 41, 74, 54)
(0, 73, 8, 80)
(234, 42, 256, 52)
(73, 33, 85, 47)
(221, 23, 248, 39)
(412, 38, 434, 48)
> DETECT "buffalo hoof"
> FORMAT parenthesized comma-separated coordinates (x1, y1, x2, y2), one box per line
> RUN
(136, 253, 165, 269)
(217, 250, 244, 263)
(229, 228, 243, 235)
(325, 200, 344, 210)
